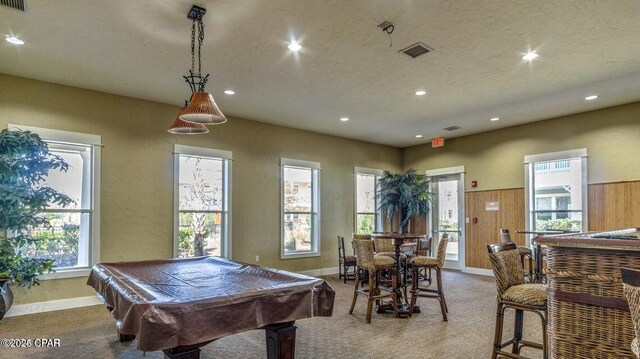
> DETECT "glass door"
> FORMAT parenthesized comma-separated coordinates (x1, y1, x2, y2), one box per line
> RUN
(428, 171, 465, 270)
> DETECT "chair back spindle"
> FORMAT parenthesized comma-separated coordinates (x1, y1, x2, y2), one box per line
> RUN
(337, 236, 346, 259)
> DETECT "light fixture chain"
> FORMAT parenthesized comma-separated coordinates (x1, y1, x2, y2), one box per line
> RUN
(190, 20, 196, 73)
(197, 20, 205, 75)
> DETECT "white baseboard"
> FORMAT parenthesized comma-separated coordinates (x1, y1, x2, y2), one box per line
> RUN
(462, 267, 494, 276)
(4, 295, 101, 318)
(298, 266, 339, 277)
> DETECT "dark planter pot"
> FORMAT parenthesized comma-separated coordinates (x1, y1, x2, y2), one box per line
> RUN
(0, 279, 13, 321)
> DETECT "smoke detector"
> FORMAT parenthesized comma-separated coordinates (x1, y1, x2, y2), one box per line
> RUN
(443, 126, 461, 131)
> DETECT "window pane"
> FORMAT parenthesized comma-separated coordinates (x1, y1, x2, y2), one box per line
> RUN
(284, 167, 312, 212)
(533, 158, 582, 211)
(532, 157, 583, 230)
(178, 212, 222, 258)
(356, 174, 376, 213)
(445, 231, 459, 261)
(45, 145, 91, 210)
(179, 156, 223, 211)
(283, 213, 312, 253)
(437, 180, 459, 231)
(28, 212, 90, 268)
(356, 214, 375, 234)
(534, 212, 582, 231)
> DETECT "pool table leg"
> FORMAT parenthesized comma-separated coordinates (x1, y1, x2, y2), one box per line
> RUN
(264, 321, 297, 359)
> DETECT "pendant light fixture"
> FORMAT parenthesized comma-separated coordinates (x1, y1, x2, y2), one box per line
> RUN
(179, 5, 226, 125)
(168, 101, 209, 135)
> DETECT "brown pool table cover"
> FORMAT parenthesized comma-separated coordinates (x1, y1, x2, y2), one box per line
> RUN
(87, 256, 335, 351)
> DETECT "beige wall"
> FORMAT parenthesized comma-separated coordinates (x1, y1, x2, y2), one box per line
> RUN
(0, 73, 402, 304)
(403, 102, 640, 189)
(3, 71, 640, 304)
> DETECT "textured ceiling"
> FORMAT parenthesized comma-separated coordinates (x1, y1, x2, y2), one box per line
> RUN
(1, 1, 640, 147)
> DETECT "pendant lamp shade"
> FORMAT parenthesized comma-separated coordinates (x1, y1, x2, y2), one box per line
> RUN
(179, 91, 227, 125)
(168, 107, 209, 134)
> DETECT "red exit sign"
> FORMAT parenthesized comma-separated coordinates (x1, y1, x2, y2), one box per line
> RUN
(432, 137, 444, 148)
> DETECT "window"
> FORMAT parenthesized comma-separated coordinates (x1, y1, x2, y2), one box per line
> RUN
(354, 167, 383, 234)
(9, 125, 101, 277)
(525, 149, 587, 233)
(174, 145, 232, 259)
(281, 158, 320, 258)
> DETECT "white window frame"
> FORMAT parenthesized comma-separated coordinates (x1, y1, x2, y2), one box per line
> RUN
(354, 167, 383, 234)
(8, 124, 101, 280)
(281, 158, 321, 259)
(524, 148, 588, 246)
(173, 144, 233, 259)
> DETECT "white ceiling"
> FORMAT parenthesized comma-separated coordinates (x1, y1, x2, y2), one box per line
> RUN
(1, 1, 640, 147)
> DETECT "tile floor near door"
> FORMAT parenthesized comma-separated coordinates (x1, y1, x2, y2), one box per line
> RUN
(0, 270, 544, 359)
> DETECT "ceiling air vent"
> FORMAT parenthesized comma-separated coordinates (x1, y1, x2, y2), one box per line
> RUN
(443, 126, 461, 131)
(399, 42, 433, 58)
(1, 0, 27, 11)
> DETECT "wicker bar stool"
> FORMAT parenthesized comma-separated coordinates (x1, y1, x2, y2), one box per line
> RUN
(337, 236, 356, 283)
(373, 236, 408, 286)
(408, 233, 449, 321)
(352, 233, 372, 240)
(409, 236, 433, 284)
(487, 242, 548, 359)
(500, 229, 533, 279)
(373, 237, 407, 261)
(621, 267, 640, 358)
(349, 239, 398, 323)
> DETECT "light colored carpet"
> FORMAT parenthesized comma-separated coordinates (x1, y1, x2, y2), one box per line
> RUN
(0, 271, 543, 358)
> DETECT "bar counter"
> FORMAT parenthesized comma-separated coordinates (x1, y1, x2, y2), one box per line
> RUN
(536, 228, 640, 359)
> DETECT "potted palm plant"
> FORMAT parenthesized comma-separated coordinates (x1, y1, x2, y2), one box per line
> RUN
(0, 128, 73, 320)
(377, 168, 431, 233)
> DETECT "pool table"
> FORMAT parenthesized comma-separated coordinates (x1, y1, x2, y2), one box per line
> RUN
(87, 256, 335, 359)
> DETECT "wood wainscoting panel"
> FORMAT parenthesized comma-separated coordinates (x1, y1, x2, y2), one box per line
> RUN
(465, 188, 525, 270)
(462, 180, 640, 271)
(588, 181, 640, 231)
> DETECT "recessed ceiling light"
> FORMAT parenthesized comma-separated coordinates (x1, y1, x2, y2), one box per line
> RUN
(585, 95, 598, 101)
(288, 41, 302, 52)
(490, 117, 500, 122)
(340, 117, 349, 122)
(415, 90, 426, 96)
(5, 36, 24, 45)
(415, 135, 423, 138)
(223, 90, 235, 95)
(522, 51, 539, 61)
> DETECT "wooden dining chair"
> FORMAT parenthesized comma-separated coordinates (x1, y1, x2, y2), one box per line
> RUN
(621, 267, 640, 358)
(337, 236, 356, 283)
(487, 242, 548, 359)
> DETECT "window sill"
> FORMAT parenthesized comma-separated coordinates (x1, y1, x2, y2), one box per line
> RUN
(281, 252, 321, 260)
(38, 268, 92, 281)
